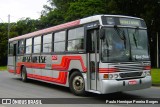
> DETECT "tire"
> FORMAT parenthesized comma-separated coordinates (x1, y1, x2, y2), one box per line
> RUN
(21, 66, 27, 82)
(69, 71, 86, 96)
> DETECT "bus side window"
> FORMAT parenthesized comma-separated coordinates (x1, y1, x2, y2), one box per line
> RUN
(18, 40, 25, 54)
(54, 31, 66, 52)
(26, 38, 32, 54)
(67, 27, 84, 51)
(43, 33, 52, 53)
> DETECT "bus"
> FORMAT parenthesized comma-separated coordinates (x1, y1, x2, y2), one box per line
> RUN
(8, 15, 151, 95)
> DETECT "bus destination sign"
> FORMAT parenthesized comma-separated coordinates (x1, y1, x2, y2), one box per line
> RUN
(119, 18, 141, 26)
(102, 16, 145, 27)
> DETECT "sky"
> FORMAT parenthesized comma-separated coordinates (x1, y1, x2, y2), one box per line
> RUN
(0, 0, 48, 22)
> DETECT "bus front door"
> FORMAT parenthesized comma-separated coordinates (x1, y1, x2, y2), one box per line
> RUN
(87, 29, 99, 91)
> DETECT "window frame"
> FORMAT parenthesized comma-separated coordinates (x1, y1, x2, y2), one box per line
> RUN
(25, 38, 33, 54)
(33, 36, 42, 54)
(17, 39, 25, 55)
(53, 30, 66, 52)
(67, 27, 85, 52)
(42, 33, 53, 53)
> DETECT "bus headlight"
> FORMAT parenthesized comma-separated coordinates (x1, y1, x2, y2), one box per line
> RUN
(108, 74, 119, 79)
(109, 74, 113, 79)
(146, 71, 151, 76)
(143, 71, 150, 76)
(114, 74, 119, 78)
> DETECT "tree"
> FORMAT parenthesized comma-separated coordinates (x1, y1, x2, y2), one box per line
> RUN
(15, 18, 39, 35)
(0, 18, 39, 65)
(65, 0, 106, 21)
(0, 23, 9, 65)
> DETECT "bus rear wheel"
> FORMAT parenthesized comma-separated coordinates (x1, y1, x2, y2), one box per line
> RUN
(69, 71, 86, 96)
(21, 66, 27, 82)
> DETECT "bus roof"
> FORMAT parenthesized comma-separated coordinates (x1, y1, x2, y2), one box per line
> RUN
(9, 15, 143, 42)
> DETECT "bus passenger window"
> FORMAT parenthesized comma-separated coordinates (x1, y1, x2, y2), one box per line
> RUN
(43, 33, 52, 53)
(67, 27, 84, 51)
(18, 40, 25, 54)
(33, 36, 41, 53)
(54, 31, 66, 52)
(26, 38, 32, 54)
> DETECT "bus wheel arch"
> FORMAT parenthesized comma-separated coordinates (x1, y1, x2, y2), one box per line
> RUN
(69, 69, 86, 96)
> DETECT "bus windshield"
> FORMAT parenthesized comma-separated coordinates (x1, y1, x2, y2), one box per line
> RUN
(101, 27, 150, 62)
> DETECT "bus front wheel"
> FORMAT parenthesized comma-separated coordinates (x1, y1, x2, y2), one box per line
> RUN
(69, 71, 86, 96)
(21, 66, 27, 82)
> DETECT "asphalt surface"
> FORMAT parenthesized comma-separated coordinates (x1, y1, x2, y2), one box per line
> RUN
(0, 71, 160, 107)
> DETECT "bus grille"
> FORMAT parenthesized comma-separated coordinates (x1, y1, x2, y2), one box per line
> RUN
(119, 72, 143, 78)
(109, 62, 150, 78)
(115, 65, 143, 72)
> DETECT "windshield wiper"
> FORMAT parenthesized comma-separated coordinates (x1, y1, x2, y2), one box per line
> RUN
(114, 26, 127, 49)
(133, 34, 138, 48)
(133, 28, 139, 48)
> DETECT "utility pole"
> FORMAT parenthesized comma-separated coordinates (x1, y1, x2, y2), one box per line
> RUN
(7, 14, 10, 56)
(8, 14, 10, 40)
(157, 32, 159, 68)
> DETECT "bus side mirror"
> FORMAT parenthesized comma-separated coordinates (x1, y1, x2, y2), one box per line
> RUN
(100, 29, 105, 39)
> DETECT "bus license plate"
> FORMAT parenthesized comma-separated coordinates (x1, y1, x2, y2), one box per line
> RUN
(128, 80, 137, 85)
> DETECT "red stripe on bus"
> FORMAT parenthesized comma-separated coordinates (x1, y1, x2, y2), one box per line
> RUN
(17, 62, 45, 69)
(8, 68, 21, 74)
(27, 71, 68, 84)
(52, 56, 87, 72)
(17, 56, 87, 72)
(144, 66, 151, 70)
(99, 68, 118, 73)
(8, 69, 14, 73)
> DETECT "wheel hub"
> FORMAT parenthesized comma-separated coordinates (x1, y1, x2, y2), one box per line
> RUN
(73, 76, 84, 92)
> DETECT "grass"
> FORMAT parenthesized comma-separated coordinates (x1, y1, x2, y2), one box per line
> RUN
(0, 66, 7, 71)
(151, 69, 160, 84)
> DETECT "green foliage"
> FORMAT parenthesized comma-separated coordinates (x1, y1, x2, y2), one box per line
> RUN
(0, 18, 39, 65)
(40, 0, 160, 33)
(151, 69, 160, 84)
(15, 18, 39, 35)
(0, 66, 7, 71)
(65, 0, 106, 21)
(0, 23, 8, 65)
(40, 9, 65, 28)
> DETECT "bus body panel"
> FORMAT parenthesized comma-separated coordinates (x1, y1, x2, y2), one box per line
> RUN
(9, 54, 88, 87)
(101, 76, 151, 94)
(8, 56, 15, 73)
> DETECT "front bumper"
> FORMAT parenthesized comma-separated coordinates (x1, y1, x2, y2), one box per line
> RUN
(101, 76, 151, 94)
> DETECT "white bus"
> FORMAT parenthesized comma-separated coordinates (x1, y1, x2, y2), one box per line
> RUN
(8, 15, 151, 95)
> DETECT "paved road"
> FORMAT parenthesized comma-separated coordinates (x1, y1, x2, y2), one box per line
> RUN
(0, 71, 160, 107)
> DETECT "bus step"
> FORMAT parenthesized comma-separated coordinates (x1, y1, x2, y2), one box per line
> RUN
(87, 90, 101, 94)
